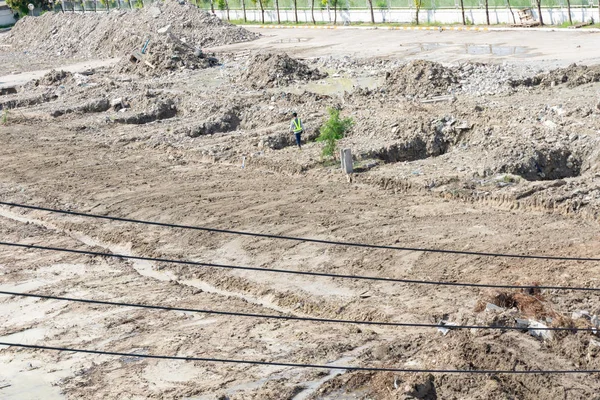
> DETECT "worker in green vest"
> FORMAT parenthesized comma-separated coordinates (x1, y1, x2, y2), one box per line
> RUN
(289, 112, 304, 149)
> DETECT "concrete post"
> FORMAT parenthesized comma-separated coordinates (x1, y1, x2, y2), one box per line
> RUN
(340, 148, 353, 174)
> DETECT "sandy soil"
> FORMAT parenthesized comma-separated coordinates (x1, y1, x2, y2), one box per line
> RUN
(2, 6, 600, 399)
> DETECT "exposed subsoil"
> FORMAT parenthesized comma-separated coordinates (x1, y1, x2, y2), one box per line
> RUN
(2, 4, 600, 399)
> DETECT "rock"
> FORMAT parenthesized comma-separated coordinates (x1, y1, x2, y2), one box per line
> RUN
(111, 98, 123, 110)
(437, 320, 456, 336)
(528, 320, 553, 340)
(571, 310, 590, 320)
(515, 318, 529, 328)
(404, 375, 436, 399)
(81, 98, 110, 113)
(148, 6, 162, 18)
(157, 25, 171, 34)
(486, 303, 505, 312)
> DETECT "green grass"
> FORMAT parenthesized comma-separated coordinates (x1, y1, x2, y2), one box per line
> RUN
(0, 23, 15, 29)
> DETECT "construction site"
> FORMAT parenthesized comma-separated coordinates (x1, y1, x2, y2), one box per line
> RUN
(2, 1, 600, 398)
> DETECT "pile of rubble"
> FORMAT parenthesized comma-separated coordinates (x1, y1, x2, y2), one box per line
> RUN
(239, 53, 327, 89)
(509, 63, 600, 88)
(115, 34, 218, 76)
(6, 0, 258, 59)
(384, 60, 459, 98)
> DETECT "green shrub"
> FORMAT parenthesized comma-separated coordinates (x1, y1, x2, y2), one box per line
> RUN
(317, 108, 353, 159)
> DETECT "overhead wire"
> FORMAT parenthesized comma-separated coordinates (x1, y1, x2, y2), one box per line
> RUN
(1, 342, 599, 374)
(1, 289, 597, 332)
(1, 201, 598, 262)
(1, 241, 600, 292)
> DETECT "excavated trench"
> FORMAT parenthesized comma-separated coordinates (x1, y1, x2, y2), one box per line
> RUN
(501, 148, 582, 181)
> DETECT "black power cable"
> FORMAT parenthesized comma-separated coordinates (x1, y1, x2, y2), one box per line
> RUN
(2, 290, 596, 332)
(1, 201, 598, 262)
(1, 342, 599, 374)
(1, 241, 599, 292)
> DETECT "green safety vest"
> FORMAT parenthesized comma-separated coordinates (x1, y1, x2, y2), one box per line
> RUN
(292, 118, 303, 133)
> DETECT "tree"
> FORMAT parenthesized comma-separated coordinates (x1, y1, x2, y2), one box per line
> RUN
(413, 0, 422, 25)
(322, 0, 339, 24)
(311, 0, 315, 24)
(485, 0, 490, 25)
(293, 0, 298, 23)
(241, 0, 246, 21)
(7, 0, 50, 14)
(505, 0, 516, 24)
(251, 0, 270, 23)
(367, 0, 374, 23)
(566, 0, 572, 25)
(534, 0, 544, 25)
(275, 0, 280, 23)
(332, 0, 338, 24)
(459, 0, 465, 24)
(217, 0, 229, 20)
(317, 108, 353, 159)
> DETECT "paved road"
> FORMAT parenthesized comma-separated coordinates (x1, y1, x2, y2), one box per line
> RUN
(209, 27, 600, 67)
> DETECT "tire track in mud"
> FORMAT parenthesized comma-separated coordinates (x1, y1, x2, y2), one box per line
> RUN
(0, 208, 295, 315)
(222, 150, 600, 224)
(0, 209, 384, 398)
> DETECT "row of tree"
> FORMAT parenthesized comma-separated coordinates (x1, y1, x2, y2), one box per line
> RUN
(213, 0, 597, 26)
(7, 0, 143, 15)
(8, 0, 597, 26)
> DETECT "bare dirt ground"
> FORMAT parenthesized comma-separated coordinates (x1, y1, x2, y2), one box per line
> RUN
(2, 3, 600, 399)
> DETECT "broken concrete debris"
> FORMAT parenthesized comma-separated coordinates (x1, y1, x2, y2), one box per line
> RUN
(528, 321, 553, 340)
(238, 53, 327, 89)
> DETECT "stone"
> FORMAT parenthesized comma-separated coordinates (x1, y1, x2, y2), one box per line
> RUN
(485, 303, 505, 312)
(111, 98, 123, 110)
(148, 6, 161, 18)
(157, 25, 171, 34)
(528, 320, 553, 340)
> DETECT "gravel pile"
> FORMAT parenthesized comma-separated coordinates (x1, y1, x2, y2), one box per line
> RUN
(6, 0, 258, 59)
(115, 34, 218, 76)
(239, 53, 327, 89)
(384, 60, 459, 98)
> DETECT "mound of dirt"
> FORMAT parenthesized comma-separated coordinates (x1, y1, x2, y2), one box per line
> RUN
(384, 60, 459, 98)
(38, 69, 72, 86)
(6, 0, 258, 59)
(115, 34, 218, 76)
(510, 63, 600, 88)
(239, 53, 327, 89)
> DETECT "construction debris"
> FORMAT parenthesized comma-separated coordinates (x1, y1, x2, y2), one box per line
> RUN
(5, 0, 258, 59)
(238, 53, 327, 89)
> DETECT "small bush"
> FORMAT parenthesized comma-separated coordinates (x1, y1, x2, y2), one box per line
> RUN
(316, 108, 353, 159)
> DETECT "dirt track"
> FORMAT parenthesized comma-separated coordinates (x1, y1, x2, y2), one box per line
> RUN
(2, 3, 600, 399)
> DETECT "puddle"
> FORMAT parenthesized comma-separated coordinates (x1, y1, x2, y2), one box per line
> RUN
(409, 42, 529, 57)
(0, 328, 48, 349)
(188, 343, 374, 400)
(275, 37, 312, 43)
(0, 351, 84, 400)
(0, 209, 297, 315)
(464, 44, 528, 56)
(414, 42, 448, 52)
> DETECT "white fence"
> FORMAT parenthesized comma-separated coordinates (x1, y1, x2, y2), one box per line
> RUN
(216, 7, 597, 25)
